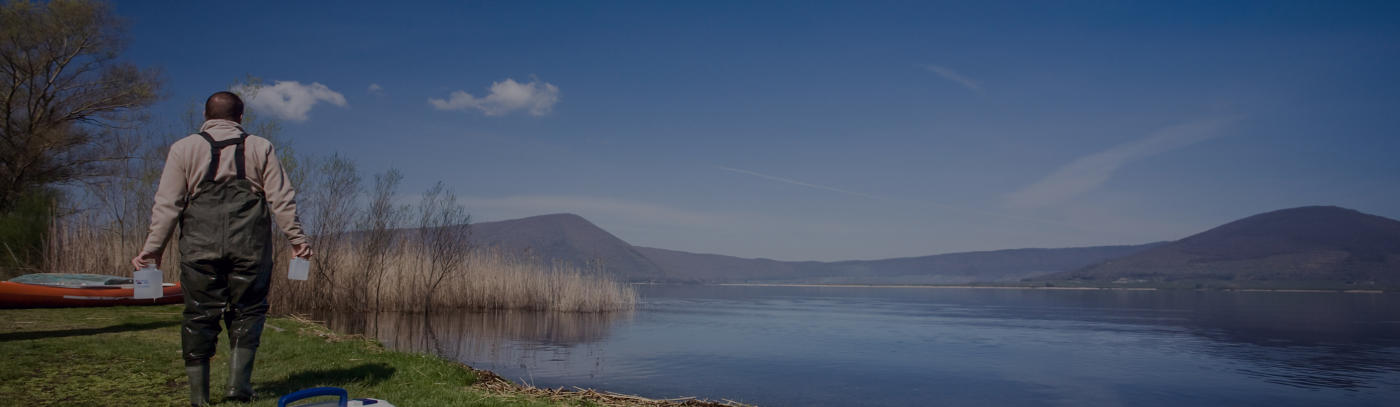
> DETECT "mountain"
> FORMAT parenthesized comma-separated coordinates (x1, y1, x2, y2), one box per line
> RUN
(469, 213, 665, 281)
(468, 206, 1400, 286)
(812, 244, 1166, 283)
(636, 244, 1162, 283)
(466, 213, 1161, 283)
(631, 247, 812, 282)
(1046, 206, 1400, 285)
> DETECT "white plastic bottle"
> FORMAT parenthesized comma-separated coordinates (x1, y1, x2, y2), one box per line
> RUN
(289, 257, 310, 281)
(133, 265, 162, 299)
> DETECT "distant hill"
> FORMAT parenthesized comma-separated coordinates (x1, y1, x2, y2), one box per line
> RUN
(817, 244, 1169, 283)
(467, 207, 1400, 286)
(1045, 206, 1400, 285)
(469, 213, 665, 281)
(637, 244, 1163, 283)
(632, 247, 811, 282)
(467, 213, 1161, 283)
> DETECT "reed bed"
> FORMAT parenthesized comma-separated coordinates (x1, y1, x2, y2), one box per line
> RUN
(270, 244, 637, 313)
(40, 205, 636, 314)
(31, 142, 636, 314)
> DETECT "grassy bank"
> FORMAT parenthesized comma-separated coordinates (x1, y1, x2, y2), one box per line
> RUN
(0, 305, 732, 407)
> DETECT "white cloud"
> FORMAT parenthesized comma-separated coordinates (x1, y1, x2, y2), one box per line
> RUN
(367, 83, 384, 95)
(925, 64, 982, 92)
(233, 81, 347, 121)
(1004, 117, 1236, 209)
(429, 78, 559, 116)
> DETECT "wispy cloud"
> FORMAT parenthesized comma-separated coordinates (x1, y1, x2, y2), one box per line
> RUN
(925, 64, 981, 92)
(233, 81, 348, 121)
(429, 78, 560, 116)
(367, 83, 384, 95)
(718, 166, 884, 200)
(1004, 117, 1237, 209)
(720, 167, 1121, 238)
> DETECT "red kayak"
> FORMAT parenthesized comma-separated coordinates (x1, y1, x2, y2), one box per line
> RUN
(0, 273, 183, 308)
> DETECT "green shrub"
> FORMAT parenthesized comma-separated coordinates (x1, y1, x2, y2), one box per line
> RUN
(0, 188, 59, 277)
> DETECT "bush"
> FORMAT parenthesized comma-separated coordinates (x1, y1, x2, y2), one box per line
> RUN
(0, 189, 59, 277)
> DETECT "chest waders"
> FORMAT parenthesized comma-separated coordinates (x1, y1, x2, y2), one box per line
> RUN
(179, 131, 272, 406)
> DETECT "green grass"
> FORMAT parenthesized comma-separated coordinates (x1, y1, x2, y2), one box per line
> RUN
(0, 305, 586, 407)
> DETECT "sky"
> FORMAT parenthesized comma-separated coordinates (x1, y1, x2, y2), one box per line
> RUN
(111, 0, 1400, 261)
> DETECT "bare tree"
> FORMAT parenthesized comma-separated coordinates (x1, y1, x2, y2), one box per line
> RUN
(303, 154, 360, 309)
(414, 181, 471, 312)
(0, 0, 161, 211)
(80, 127, 151, 251)
(358, 168, 405, 312)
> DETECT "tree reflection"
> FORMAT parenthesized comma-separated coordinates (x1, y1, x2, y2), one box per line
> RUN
(316, 310, 633, 375)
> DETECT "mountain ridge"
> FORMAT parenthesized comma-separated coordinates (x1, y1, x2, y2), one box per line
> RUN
(469, 213, 666, 281)
(465, 206, 1400, 287)
(469, 213, 1162, 283)
(1044, 206, 1400, 285)
(635, 243, 1166, 283)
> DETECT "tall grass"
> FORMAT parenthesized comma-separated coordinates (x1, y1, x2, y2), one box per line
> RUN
(37, 155, 636, 313)
(271, 246, 636, 314)
(40, 212, 636, 314)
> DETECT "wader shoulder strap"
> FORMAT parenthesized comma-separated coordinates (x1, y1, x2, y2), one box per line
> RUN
(196, 132, 250, 182)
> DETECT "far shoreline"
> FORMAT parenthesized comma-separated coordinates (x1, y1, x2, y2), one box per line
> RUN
(713, 283, 1158, 291)
(637, 282, 1389, 294)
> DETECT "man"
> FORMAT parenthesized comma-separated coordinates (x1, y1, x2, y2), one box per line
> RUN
(132, 91, 313, 406)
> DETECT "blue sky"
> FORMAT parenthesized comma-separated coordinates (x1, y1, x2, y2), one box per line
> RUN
(113, 1, 1400, 261)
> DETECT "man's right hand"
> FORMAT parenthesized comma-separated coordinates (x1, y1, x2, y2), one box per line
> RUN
(131, 251, 161, 270)
(293, 243, 315, 259)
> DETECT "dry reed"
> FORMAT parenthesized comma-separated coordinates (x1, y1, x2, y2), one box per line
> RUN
(42, 215, 635, 314)
(43, 216, 636, 313)
(40, 164, 636, 314)
(269, 245, 637, 314)
(32, 134, 635, 314)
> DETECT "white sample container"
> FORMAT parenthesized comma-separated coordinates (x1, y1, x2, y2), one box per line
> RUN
(133, 266, 162, 299)
(289, 257, 310, 281)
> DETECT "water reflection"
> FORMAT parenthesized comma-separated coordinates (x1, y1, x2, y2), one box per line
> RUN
(1162, 293, 1400, 391)
(313, 286, 1400, 406)
(318, 309, 632, 380)
(975, 288, 1399, 391)
(640, 285, 1400, 397)
(1056, 289, 1397, 391)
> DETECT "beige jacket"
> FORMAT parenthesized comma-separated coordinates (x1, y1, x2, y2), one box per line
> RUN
(141, 119, 308, 255)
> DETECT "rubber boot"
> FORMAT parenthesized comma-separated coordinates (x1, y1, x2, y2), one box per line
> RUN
(225, 347, 257, 402)
(186, 359, 210, 407)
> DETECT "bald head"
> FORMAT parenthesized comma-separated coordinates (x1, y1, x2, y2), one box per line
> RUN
(204, 91, 244, 122)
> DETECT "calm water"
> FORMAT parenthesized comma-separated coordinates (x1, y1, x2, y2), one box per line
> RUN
(321, 285, 1400, 406)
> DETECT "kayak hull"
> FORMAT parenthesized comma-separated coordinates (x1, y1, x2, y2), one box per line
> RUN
(0, 281, 183, 308)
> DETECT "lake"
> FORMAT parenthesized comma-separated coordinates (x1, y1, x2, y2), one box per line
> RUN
(320, 285, 1400, 406)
